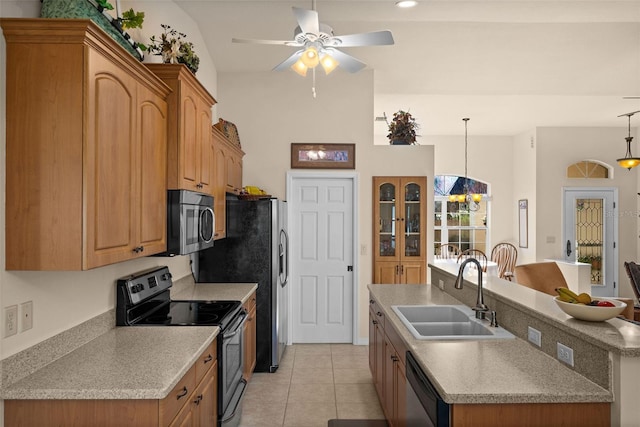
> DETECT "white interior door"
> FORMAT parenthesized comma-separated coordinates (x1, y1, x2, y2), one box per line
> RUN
(563, 188, 618, 297)
(288, 174, 355, 343)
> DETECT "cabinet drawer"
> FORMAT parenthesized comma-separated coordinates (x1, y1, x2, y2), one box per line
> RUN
(195, 339, 217, 385)
(159, 364, 196, 426)
(369, 298, 385, 329)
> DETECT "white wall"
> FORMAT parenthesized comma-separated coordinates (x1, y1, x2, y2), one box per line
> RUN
(216, 69, 435, 341)
(513, 130, 538, 264)
(0, 0, 216, 359)
(535, 127, 639, 299)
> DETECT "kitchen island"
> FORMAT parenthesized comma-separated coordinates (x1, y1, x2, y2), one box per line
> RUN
(370, 261, 640, 426)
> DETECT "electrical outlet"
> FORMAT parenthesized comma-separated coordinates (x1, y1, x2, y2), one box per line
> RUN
(528, 326, 541, 347)
(438, 279, 445, 291)
(4, 305, 18, 337)
(21, 301, 33, 331)
(557, 342, 574, 366)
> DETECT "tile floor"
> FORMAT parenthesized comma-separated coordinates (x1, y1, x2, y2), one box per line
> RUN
(239, 344, 385, 427)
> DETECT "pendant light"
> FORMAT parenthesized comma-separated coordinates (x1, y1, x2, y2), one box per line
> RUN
(448, 118, 482, 211)
(617, 111, 640, 170)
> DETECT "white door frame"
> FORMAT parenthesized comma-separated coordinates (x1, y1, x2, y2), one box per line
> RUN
(286, 171, 360, 345)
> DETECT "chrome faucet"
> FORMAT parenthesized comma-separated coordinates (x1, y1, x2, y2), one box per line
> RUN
(454, 257, 490, 320)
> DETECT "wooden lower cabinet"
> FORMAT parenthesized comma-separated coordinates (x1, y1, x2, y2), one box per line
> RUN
(374, 261, 425, 284)
(370, 299, 405, 427)
(243, 291, 257, 381)
(5, 340, 218, 427)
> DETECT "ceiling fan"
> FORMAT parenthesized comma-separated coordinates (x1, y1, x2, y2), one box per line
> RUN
(232, 5, 394, 76)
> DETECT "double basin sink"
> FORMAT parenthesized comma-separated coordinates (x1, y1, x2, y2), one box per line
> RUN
(391, 305, 515, 340)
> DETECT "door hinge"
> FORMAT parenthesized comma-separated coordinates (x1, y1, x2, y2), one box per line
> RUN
(613, 201, 616, 209)
(614, 281, 616, 289)
(613, 242, 616, 249)
(347, 265, 353, 272)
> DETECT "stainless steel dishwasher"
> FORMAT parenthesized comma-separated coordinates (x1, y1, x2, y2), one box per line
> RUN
(406, 351, 451, 427)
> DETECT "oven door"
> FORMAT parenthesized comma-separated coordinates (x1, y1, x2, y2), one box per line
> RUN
(220, 309, 248, 426)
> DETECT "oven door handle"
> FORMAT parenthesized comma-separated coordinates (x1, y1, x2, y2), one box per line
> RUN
(225, 309, 248, 338)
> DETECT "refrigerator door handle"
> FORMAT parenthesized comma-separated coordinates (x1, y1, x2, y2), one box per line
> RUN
(280, 229, 289, 287)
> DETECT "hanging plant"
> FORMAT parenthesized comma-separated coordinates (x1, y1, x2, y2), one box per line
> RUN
(387, 110, 419, 145)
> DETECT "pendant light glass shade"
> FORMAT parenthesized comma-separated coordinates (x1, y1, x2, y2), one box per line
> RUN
(449, 118, 482, 210)
(617, 111, 640, 170)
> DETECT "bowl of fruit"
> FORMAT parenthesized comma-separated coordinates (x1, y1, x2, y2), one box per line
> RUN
(554, 287, 626, 322)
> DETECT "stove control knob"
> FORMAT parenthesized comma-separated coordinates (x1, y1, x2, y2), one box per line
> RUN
(130, 284, 138, 294)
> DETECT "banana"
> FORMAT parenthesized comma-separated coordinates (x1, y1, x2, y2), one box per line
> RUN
(555, 287, 580, 303)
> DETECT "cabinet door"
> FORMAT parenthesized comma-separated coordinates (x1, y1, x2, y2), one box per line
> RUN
(393, 356, 407, 427)
(401, 178, 426, 263)
(226, 152, 242, 194)
(374, 262, 400, 284)
(137, 84, 168, 256)
(383, 336, 395, 421)
(212, 136, 227, 239)
(374, 312, 385, 403)
(179, 83, 200, 190)
(198, 101, 213, 194)
(373, 177, 400, 265)
(243, 293, 257, 381)
(194, 369, 217, 427)
(400, 262, 425, 285)
(85, 51, 137, 269)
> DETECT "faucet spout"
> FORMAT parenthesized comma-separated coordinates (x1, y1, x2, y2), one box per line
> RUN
(454, 257, 489, 319)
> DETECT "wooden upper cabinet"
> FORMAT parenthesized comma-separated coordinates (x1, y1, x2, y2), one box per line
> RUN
(211, 126, 245, 240)
(145, 64, 216, 195)
(1, 18, 171, 270)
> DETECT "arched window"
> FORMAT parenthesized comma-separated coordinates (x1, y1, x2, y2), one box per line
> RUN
(566, 161, 611, 178)
(434, 175, 489, 255)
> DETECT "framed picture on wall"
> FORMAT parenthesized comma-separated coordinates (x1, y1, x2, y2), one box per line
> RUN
(519, 199, 528, 248)
(291, 143, 355, 169)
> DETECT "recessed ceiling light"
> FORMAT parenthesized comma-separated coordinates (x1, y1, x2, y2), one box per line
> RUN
(396, 0, 418, 8)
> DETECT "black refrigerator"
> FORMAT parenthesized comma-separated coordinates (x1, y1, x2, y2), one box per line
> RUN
(197, 197, 289, 373)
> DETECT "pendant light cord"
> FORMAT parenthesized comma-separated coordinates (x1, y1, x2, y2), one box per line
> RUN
(463, 118, 469, 192)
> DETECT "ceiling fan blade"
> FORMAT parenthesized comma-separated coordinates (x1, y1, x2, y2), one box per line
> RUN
(272, 50, 304, 71)
(232, 38, 300, 46)
(324, 48, 367, 73)
(292, 7, 319, 35)
(330, 30, 395, 47)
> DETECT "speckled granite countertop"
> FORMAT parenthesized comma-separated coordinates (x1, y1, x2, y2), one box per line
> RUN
(2, 279, 258, 401)
(368, 283, 612, 405)
(431, 260, 640, 356)
(172, 278, 257, 304)
(2, 327, 218, 400)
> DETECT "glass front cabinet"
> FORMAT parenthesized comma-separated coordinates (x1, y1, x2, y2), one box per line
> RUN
(373, 176, 427, 284)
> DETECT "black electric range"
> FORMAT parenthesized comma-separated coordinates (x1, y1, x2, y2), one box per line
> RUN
(116, 266, 247, 427)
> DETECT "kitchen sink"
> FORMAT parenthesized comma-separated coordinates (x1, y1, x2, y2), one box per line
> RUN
(391, 305, 515, 340)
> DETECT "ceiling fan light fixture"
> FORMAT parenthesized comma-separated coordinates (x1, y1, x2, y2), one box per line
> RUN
(301, 46, 320, 68)
(320, 53, 339, 74)
(291, 59, 308, 76)
(396, 0, 418, 8)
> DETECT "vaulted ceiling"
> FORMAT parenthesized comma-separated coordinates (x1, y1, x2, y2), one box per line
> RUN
(175, 0, 640, 135)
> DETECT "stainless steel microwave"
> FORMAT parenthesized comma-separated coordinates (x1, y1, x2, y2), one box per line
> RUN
(164, 190, 215, 256)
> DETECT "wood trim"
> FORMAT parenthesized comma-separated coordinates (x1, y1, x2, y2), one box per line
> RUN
(451, 402, 610, 427)
(5, 399, 159, 427)
(145, 63, 216, 106)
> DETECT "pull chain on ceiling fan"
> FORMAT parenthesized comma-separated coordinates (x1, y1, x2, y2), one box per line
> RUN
(232, 0, 394, 97)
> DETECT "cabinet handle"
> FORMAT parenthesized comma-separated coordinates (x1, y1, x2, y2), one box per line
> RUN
(391, 355, 399, 362)
(176, 386, 188, 400)
(372, 320, 378, 325)
(194, 394, 203, 405)
(203, 354, 213, 364)
(370, 299, 375, 304)
(376, 311, 383, 317)
(214, 233, 220, 238)
(132, 246, 144, 253)
(400, 265, 404, 275)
